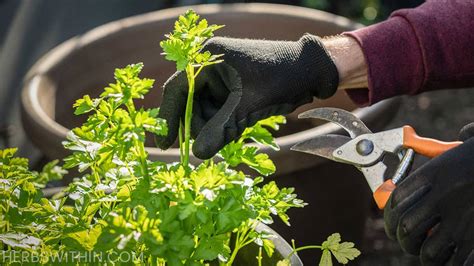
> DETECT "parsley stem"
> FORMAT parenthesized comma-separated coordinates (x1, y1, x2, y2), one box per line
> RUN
(183, 64, 195, 167)
(138, 143, 149, 179)
(285, 245, 323, 260)
(194, 65, 205, 79)
(257, 247, 263, 266)
(179, 120, 184, 163)
(227, 241, 240, 266)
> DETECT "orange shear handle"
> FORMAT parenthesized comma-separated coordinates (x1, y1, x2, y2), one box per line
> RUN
(374, 180, 396, 209)
(373, 125, 463, 209)
(402, 125, 462, 158)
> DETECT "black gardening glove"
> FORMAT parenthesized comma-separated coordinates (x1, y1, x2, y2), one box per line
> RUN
(384, 123, 474, 266)
(155, 35, 339, 159)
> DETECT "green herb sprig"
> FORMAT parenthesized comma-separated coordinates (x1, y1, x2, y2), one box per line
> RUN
(277, 233, 361, 266)
(161, 10, 223, 166)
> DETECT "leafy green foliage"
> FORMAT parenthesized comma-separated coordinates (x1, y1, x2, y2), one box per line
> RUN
(160, 9, 223, 71)
(0, 148, 68, 254)
(219, 116, 286, 176)
(64, 62, 167, 174)
(0, 62, 305, 265)
(159, 10, 309, 264)
(0, 9, 359, 265)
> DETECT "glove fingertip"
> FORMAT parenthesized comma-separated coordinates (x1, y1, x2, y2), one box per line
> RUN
(193, 125, 239, 160)
(192, 118, 235, 160)
(154, 136, 170, 150)
(192, 139, 220, 160)
(459, 122, 474, 141)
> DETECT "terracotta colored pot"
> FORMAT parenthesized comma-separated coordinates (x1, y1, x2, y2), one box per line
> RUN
(23, 4, 400, 263)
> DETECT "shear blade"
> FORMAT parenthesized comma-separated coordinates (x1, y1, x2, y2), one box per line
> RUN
(291, 134, 352, 161)
(298, 107, 371, 138)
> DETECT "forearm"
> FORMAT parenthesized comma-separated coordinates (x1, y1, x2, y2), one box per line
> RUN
(339, 1, 474, 106)
(322, 36, 368, 90)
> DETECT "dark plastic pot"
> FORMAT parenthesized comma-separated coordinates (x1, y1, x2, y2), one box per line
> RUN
(23, 4, 400, 263)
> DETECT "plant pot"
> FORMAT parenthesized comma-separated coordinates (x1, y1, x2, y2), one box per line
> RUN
(22, 4, 400, 263)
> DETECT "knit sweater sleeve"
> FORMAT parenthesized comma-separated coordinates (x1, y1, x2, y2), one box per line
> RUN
(343, 0, 474, 106)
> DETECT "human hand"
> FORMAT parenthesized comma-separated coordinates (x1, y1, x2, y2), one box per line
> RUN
(384, 123, 474, 265)
(156, 35, 339, 159)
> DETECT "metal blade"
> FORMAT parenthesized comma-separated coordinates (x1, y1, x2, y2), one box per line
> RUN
(298, 107, 371, 138)
(291, 134, 352, 161)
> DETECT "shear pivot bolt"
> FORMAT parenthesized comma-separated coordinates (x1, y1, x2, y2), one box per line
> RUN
(356, 139, 374, 156)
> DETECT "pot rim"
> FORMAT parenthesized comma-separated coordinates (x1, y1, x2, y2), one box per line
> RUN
(21, 3, 392, 161)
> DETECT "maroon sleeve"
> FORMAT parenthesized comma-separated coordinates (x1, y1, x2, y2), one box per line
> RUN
(343, 0, 474, 106)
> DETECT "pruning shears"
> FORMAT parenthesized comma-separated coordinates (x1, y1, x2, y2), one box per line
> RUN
(291, 107, 463, 209)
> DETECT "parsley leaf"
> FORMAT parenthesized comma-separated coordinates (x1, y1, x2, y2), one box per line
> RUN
(160, 9, 224, 71)
(193, 234, 231, 261)
(319, 249, 333, 266)
(320, 233, 361, 265)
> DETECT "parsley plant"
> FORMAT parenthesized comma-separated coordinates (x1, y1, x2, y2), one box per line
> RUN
(0, 9, 360, 266)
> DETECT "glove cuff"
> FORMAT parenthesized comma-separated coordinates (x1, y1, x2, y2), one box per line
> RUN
(299, 34, 339, 99)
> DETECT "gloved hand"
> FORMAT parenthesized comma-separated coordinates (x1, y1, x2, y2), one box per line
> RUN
(155, 34, 339, 159)
(384, 123, 474, 266)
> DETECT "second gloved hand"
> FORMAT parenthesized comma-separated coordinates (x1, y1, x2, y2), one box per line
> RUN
(384, 123, 474, 266)
(155, 34, 339, 159)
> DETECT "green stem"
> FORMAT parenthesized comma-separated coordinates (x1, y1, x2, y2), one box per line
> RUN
(227, 222, 255, 266)
(225, 230, 241, 266)
(227, 242, 240, 266)
(138, 142, 149, 180)
(179, 120, 184, 163)
(183, 64, 195, 167)
(194, 65, 205, 79)
(285, 245, 323, 260)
